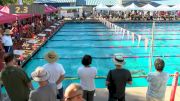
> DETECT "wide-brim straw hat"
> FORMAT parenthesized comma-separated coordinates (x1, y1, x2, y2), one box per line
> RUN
(31, 67, 49, 82)
(113, 53, 125, 66)
(4, 29, 11, 35)
(45, 51, 59, 63)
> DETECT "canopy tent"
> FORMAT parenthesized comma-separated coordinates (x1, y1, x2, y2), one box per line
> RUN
(141, 4, 156, 11)
(125, 3, 141, 10)
(95, 4, 109, 10)
(49, 5, 58, 12)
(110, 4, 125, 11)
(156, 5, 171, 11)
(0, 6, 32, 20)
(0, 5, 3, 10)
(170, 4, 180, 11)
(0, 11, 16, 24)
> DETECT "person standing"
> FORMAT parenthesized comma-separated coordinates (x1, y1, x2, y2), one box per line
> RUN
(146, 58, 169, 101)
(78, 55, 97, 101)
(1, 53, 33, 101)
(106, 54, 132, 101)
(64, 83, 84, 101)
(43, 51, 65, 101)
(29, 67, 57, 101)
(2, 29, 13, 54)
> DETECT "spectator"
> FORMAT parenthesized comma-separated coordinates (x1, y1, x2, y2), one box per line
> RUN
(43, 51, 65, 101)
(106, 54, 132, 101)
(1, 53, 33, 101)
(2, 29, 13, 54)
(146, 58, 169, 101)
(64, 83, 84, 101)
(78, 55, 97, 101)
(29, 67, 57, 101)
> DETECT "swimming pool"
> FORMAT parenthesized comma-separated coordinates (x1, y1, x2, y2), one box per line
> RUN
(23, 22, 180, 88)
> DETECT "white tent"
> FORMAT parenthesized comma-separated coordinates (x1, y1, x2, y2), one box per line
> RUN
(170, 4, 180, 11)
(156, 5, 171, 11)
(96, 4, 109, 11)
(125, 3, 141, 10)
(110, 4, 125, 11)
(141, 4, 156, 11)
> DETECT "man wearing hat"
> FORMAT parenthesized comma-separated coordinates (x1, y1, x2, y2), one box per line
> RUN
(106, 54, 132, 101)
(2, 29, 13, 54)
(43, 51, 65, 101)
(29, 67, 57, 101)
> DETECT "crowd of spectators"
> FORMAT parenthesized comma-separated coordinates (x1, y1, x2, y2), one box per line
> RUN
(0, 51, 169, 101)
(95, 11, 179, 21)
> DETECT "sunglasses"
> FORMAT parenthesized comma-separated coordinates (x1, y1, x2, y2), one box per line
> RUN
(64, 94, 82, 101)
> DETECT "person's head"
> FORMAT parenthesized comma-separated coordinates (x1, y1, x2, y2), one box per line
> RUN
(113, 53, 125, 68)
(4, 53, 15, 65)
(81, 55, 92, 67)
(64, 83, 84, 101)
(3, 29, 11, 36)
(154, 58, 165, 72)
(45, 51, 59, 63)
(31, 67, 49, 84)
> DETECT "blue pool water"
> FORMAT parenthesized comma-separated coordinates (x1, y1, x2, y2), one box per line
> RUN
(23, 22, 180, 88)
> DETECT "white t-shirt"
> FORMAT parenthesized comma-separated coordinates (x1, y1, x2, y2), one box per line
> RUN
(43, 63, 65, 89)
(2, 35, 13, 46)
(147, 72, 169, 99)
(78, 66, 97, 91)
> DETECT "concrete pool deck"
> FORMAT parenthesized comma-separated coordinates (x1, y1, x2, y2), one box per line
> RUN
(94, 86, 180, 101)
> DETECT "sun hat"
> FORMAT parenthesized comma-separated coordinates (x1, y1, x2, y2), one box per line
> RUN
(31, 67, 49, 82)
(45, 51, 59, 63)
(113, 53, 125, 65)
(4, 29, 11, 35)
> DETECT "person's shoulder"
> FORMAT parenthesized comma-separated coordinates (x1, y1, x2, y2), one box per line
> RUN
(30, 89, 39, 95)
(78, 67, 83, 70)
(122, 68, 131, 72)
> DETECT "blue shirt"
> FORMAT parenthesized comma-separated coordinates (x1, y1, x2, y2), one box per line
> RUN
(147, 72, 169, 99)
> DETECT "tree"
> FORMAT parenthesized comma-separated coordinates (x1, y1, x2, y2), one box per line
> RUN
(0, 0, 34, 5)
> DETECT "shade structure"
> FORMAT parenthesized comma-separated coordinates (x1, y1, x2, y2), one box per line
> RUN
(0, 11, 16, 24)
(0, 6, 32, 20)
(110, 4, 125, 11)
(141, 4, 156, 11)
(95, 4, 109, 11)
(49, 5, 58, 12)
(125, 3, 141, 10)
(156, 5, 171, 11)
(0, 5, 3, 10)
(170, 4, 180, 11)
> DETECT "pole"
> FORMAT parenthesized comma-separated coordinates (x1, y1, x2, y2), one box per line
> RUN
(170, 72, 179, 101)
(149, 21, 155, 72)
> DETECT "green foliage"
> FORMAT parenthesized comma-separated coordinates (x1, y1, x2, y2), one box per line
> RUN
(0, 0, 34, 5)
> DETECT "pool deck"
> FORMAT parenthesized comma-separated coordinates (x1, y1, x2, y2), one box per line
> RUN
(95, 86, 180, 101)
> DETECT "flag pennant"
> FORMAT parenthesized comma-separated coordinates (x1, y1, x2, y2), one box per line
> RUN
(132, 32, 135, 44)
(138, 35, 142, 46)
(145, 38, 149, 50)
